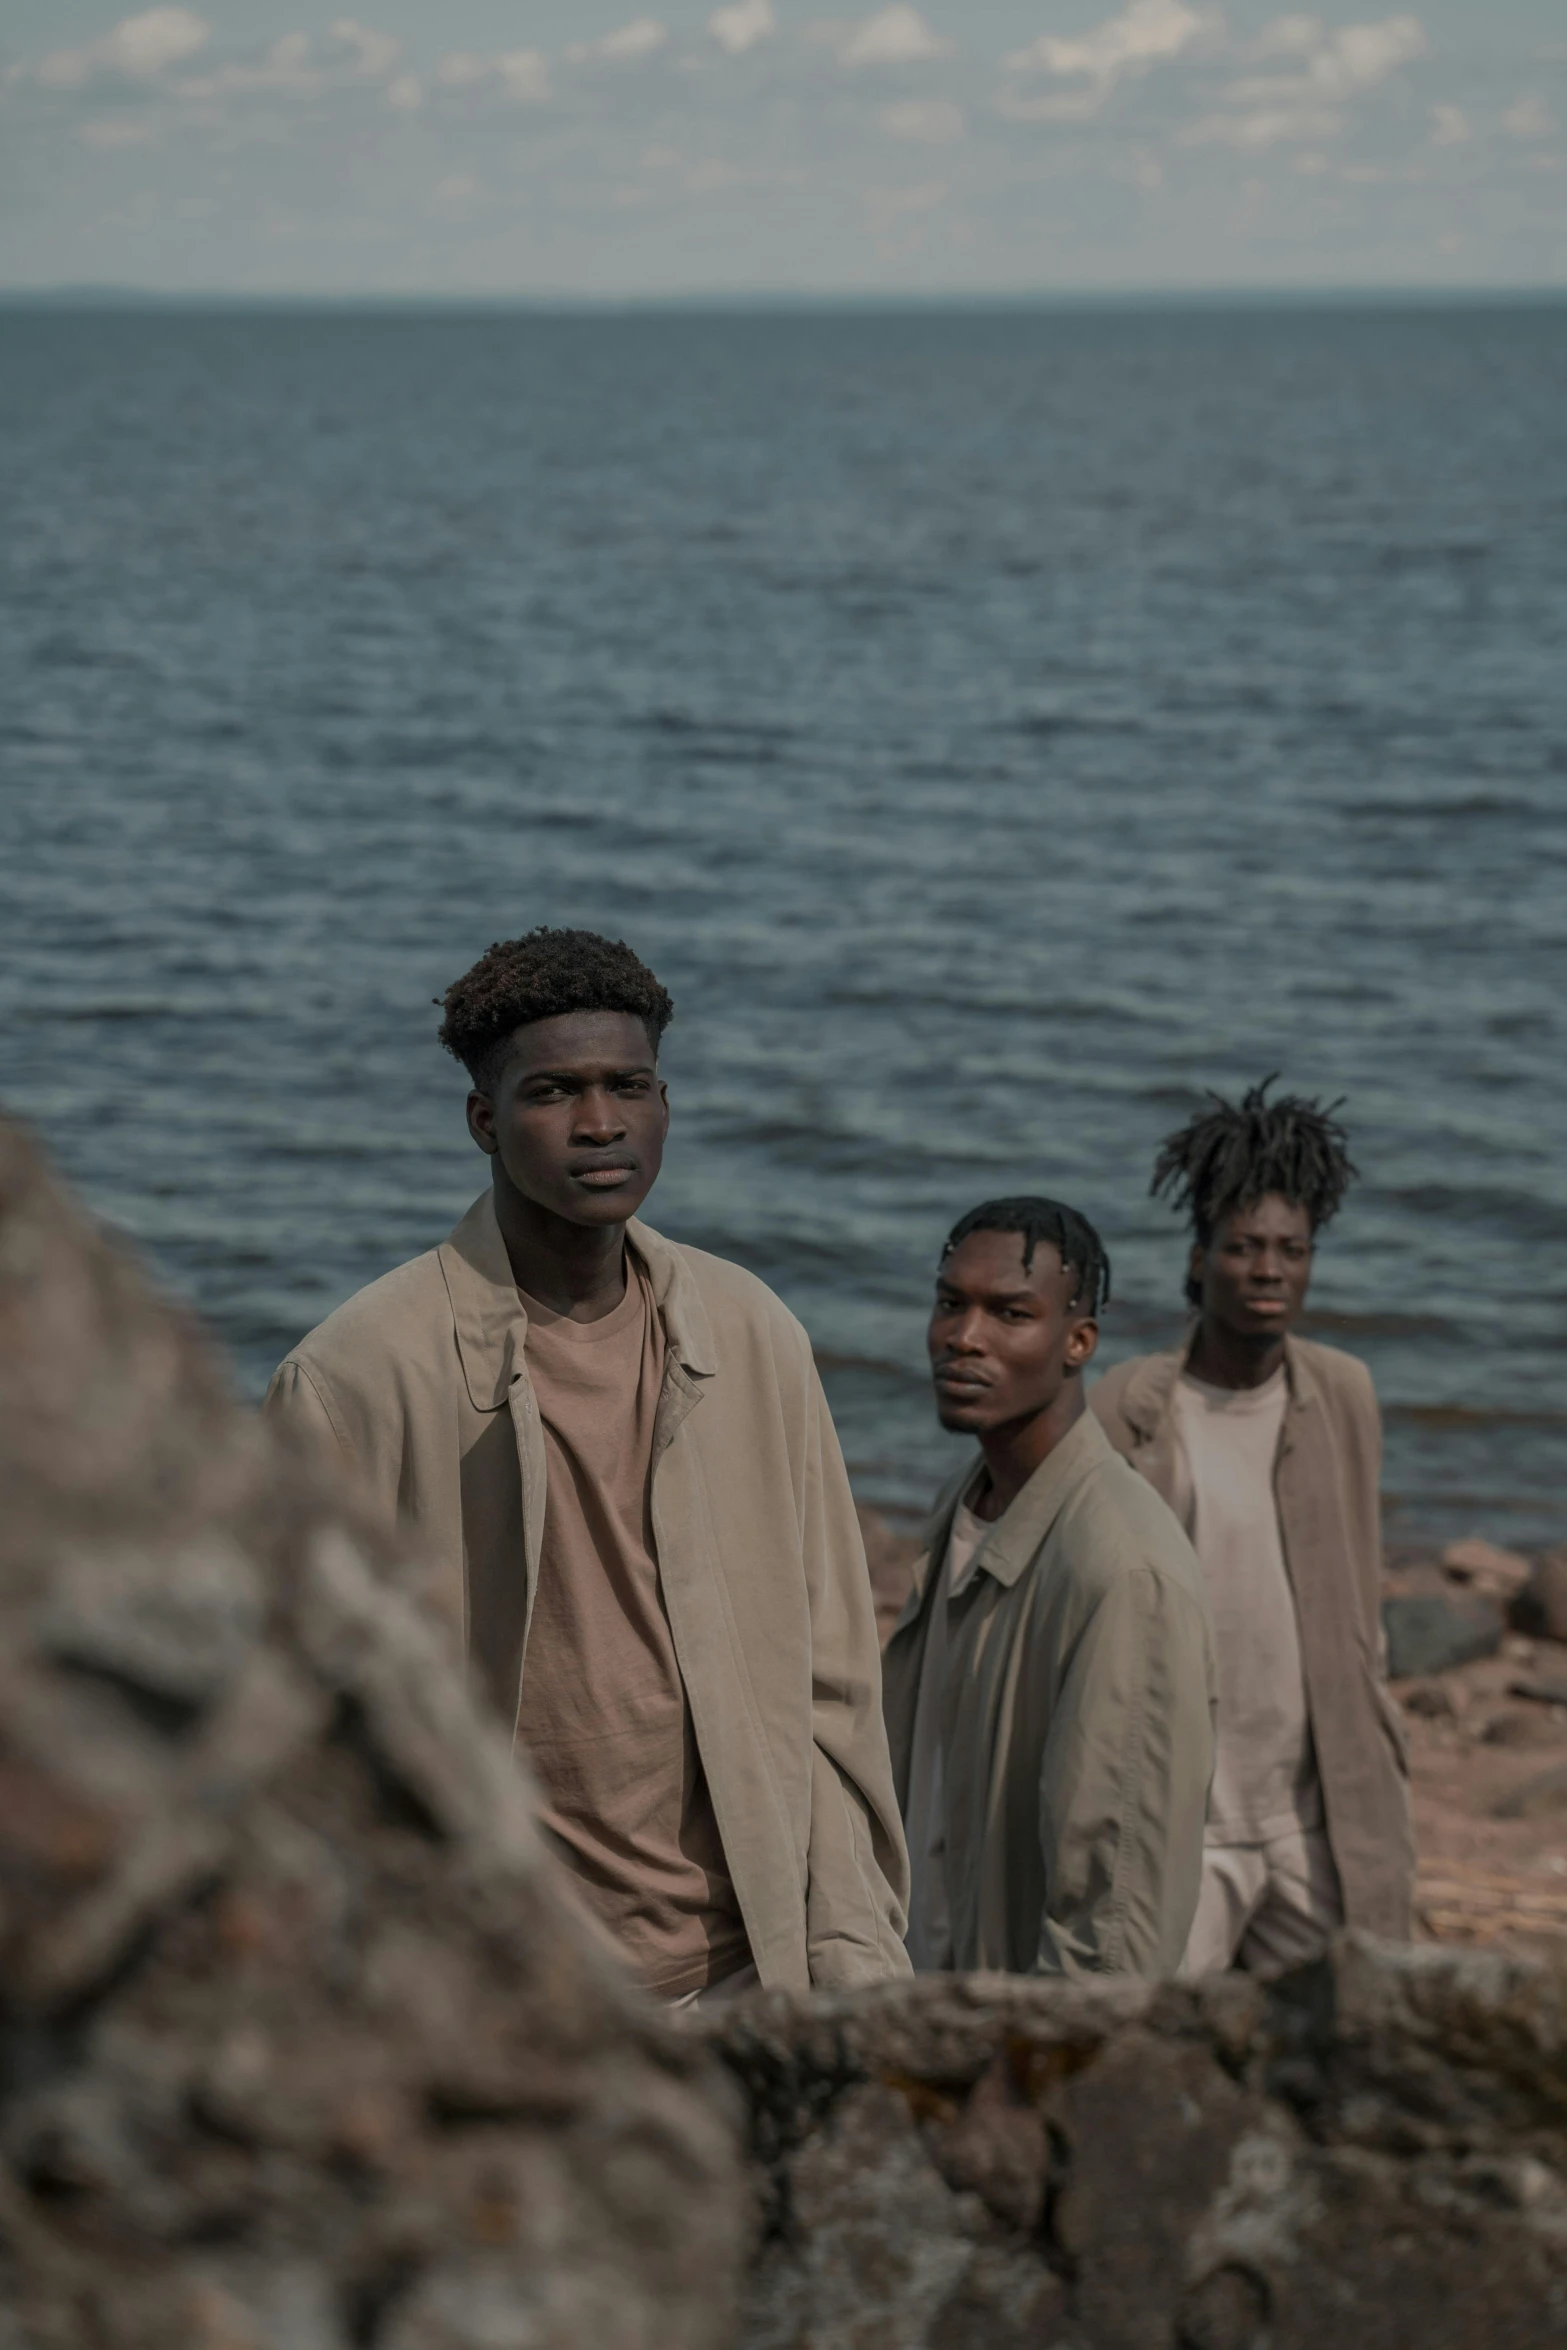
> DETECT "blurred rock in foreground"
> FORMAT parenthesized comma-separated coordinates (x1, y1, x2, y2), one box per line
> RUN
(0, 1116, 742, 2350)
(707, 1936, 1567, 2349)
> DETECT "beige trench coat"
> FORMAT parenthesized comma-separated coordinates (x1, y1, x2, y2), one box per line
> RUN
(1089, 1334, 1415, 1939)
(264, 1192, 911, 1995)
(881, 1410, 1215, 1978)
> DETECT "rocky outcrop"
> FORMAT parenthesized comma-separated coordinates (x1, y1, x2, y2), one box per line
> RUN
(0, 1119, 743, 2350)
(12, 1108, 1567, 2350)
(707, 1938, 1567, 2348)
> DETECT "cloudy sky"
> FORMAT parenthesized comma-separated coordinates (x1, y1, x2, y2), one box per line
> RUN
(2, 0, 1562, 292)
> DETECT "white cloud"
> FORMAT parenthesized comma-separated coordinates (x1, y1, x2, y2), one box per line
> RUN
(1188, 102, 1340, 145)
(709, 0, 776, 55)
(173, 32, 320, 100)
(1306, 14, 1425, 93)
(1196, 13, 1427, 146)
(1232, 14, 1426, 99)
(432, 171, 482, 214)
(497, 49, 552, 100)
(1429, 102, 1467, 145)
(1504, 97, 1551, 140)
(30, 7, 210, 91)
(77, 114, 159, 148)
(1007, 0, 1203, 84)
(431, 48, 550, 101)
(844, 8, 949, 67)
(880, 98, 964, 141)
(996, 87, 1105, 122)
(571, 20, 669, 63)
(330, 19, 401, 79)
(386, 72, 423, 110)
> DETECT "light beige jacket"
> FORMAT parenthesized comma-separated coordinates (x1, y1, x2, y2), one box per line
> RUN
(264, 1192, 911, 1995)
(882, 1409, 1215, 1978)
(1091, 1334, 1415, 1938)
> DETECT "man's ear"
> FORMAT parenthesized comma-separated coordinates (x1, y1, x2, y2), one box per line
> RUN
(1065, 1313, 1099, 1371)
(466, 1090, 499, 1156)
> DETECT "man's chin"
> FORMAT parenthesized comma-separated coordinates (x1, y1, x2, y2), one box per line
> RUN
(934, 1398, 990, 1434)
(1228, 1308, 1296, 1341)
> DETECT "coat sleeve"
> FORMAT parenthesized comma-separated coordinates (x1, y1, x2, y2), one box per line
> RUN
(1035, 1565, 1213, 1979)
(797, 1367, 913, 1989)
(264, 1356, 355, 1470)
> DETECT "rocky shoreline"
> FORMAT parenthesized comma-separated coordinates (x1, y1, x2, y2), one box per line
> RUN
(860, 1505, 1567, 1962)
(5, 1110, 1567, 2346)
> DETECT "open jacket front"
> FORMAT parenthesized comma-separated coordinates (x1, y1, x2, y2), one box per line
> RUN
(265, 1192, 911, 1995)
(882, 1410, 1215, 1978)
(1089, 1333, 1415, 1939)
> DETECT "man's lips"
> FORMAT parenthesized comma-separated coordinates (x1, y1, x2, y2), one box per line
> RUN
(933, 1363, 991, 1393)
(570, 1160, 637, 1188)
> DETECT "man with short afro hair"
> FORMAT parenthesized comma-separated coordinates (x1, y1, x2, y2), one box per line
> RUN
(268, 926, 910, 2003)
(438, 929, 675, 1096)
(1091, 1081, 1415, 1974)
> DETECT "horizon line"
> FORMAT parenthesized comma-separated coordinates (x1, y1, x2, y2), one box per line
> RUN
(3, 281, 1566, 312)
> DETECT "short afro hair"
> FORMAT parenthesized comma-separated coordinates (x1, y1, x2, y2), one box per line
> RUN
(437, 928, 673, 1093)
(1151, 1077, 1356, 1303)
(940, 1196, 1112, 1316)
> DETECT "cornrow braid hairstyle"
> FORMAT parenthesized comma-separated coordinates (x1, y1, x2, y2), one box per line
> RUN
(437, 928, 673, 1094)
(1151, 1077, 1356, 1302)
(940, 1196, 1112, 1316)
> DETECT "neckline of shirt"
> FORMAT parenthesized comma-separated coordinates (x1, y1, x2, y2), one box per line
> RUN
(517, 1257, 650, 1344)
(1178, 1362, 1288, 1411)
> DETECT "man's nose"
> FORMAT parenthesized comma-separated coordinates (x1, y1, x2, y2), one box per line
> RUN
(948, 1309, 988, 1352)
(572, 1089, 627, 1141)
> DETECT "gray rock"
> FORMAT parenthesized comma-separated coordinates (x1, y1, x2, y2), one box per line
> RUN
(0, 1116, 744, 2350)
(1383, 1590, 1504, 1678)
(1512, 1551, 1567, 1643)
(706, 1943, 1567, 2347)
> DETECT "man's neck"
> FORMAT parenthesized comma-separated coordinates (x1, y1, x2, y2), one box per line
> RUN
(1185, 1318, 1288, 1392)
(974, 1384, 1085, 1523)
(492, 1174, 630, 1324)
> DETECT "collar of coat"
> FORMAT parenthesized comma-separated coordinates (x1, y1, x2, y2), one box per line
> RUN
(437, 1189, 718, 1413)
(914, 1406, 1114, 1604)
(1111, 1325, 1322, 1442)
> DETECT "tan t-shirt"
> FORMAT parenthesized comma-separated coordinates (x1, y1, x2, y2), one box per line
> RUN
(1173, 1366, 1322, 1844)
(516, 1257, 750, 1998)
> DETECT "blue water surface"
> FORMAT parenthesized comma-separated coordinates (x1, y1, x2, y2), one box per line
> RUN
(2, 301, 1564, 1541)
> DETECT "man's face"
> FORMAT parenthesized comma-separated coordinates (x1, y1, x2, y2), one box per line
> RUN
(466, 1010, 669, 1228)
(927, 1230, 1098, 1435)
(1191, 1191, 1313, 1338)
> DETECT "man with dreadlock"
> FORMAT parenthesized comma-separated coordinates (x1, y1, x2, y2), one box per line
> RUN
(881, 1197, 1215, 1977)
(266, 928, 910, 2003)
(1091, 1083, 1415, 1973)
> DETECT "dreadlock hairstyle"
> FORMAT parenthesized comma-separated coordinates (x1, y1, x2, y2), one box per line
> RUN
(437, 928, 673, 1094)
(940, 1196, 1112, 1317)
(1151, 1077, 1357, 1305)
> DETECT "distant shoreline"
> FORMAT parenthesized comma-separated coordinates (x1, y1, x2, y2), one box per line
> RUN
(4, 285, 1566, 316)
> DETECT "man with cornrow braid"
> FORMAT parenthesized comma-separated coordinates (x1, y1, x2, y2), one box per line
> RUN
(1092, 1081, 1415, 1974)
(267, 928, 910, 2004)
(882, 1197, 1215, 1978)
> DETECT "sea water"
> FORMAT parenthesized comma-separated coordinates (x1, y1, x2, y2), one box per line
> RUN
(2, 301, 1564, 1542)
